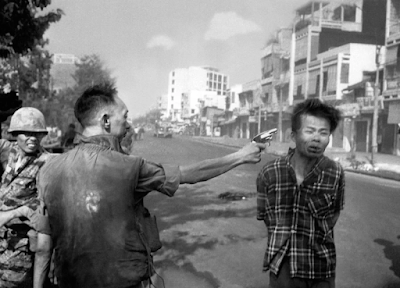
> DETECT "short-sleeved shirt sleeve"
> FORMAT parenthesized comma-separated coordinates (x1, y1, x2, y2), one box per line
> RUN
(135, 159, 180, 197)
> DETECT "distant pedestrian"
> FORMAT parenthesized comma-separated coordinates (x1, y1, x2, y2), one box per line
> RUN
(257, 98, 344, 288)
(138, 126, 145, 140)
(133, 126, 139, 141)
(61, 123, 77, 150)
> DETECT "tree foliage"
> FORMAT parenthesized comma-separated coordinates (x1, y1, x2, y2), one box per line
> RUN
(0, 0, 63, 58)
(40, 54, 115, 131)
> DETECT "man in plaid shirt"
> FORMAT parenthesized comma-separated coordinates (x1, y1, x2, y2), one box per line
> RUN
(257, 99, 344, 288)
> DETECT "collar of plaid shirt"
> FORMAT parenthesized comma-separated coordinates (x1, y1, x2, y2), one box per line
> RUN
(256, 149, 345, 279)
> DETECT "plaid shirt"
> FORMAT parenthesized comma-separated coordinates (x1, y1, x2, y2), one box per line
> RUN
(256, 149, 345, 279)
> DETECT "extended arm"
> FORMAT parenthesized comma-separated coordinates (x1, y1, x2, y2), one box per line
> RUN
(179, 142, 265, 184)
(33, 232, 52, 288)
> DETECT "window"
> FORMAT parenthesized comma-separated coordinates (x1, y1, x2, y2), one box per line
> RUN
(214, 74, 217, 81)
(340, 63, 349, 83)
(316, 74, 320, 95)
(171, 104, 173, 108)
(231, 92, 235, 103)
(172, 88, 174, 93)
(172, 80, 174, 85)
(172, 71, 175, 76)
(171, 96, 174, 100)
(223, 84, 226, 90)
(217, 91, 221, 95)
(191, 109, 195, 113)
(322, 71, 328, 92)
(224, 76, 227, 82)
(218, 83, 221, 89)
(297, 85, 302, 97)
(218, 75, 222, 82)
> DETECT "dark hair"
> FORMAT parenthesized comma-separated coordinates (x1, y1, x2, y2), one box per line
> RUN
(74, 83, 118, 127)
(68, 123, 76, 129)
(291, 98, 342, 133)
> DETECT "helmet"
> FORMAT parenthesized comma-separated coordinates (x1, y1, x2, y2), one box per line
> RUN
(8, 107, 48, 133)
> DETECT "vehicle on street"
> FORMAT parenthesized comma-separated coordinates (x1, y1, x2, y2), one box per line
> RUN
(154, 125, 173, 138)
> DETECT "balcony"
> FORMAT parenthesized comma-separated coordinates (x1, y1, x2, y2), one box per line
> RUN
(356, 96, 384, 111)
(295, 1, 362, 33)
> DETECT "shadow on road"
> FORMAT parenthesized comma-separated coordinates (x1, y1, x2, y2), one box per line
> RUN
(146, 184, 257, 231)
(374, 237, 400, 280)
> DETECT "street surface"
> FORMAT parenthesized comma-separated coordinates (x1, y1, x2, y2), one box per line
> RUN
(131, 134, 400, 288)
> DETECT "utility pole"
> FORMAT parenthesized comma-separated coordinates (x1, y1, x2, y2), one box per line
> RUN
(371, 45, 381, 164)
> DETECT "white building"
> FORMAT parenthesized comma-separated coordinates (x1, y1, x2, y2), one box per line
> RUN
(166, 66, 229, 121)
(157, 94, 168, 119)
(226, 84, 243, 112)
(50, 54, 80, 92)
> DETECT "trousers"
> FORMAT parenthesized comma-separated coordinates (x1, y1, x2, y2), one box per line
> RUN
(269, 257, 335, 288)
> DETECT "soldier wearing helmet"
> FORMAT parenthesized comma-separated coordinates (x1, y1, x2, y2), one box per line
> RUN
(0, 107, 53, 288)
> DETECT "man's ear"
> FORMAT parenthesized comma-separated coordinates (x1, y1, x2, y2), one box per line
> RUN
(103, 114, 110, 130)
(290, 130, 296, 143)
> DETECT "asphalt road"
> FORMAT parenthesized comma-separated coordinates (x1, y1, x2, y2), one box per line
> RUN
(131, 134, 400, 288)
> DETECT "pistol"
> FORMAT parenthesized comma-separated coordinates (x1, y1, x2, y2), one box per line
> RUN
(251, 128, 278, 145)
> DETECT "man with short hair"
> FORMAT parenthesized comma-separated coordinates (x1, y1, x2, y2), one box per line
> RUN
(37, 82, 266, 288)
(257, 98, 344, 288)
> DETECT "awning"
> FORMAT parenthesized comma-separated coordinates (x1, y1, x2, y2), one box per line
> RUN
(388, 101, 400, 124)
(386, 45, 398, 65)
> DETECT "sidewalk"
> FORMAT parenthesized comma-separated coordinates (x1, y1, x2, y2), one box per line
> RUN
(191, 135, 400, 181)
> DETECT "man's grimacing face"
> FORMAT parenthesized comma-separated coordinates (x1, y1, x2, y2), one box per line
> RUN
(291, 114, 331, 159)
(108, 97, 131, 141)
(16, 132, 46, 155)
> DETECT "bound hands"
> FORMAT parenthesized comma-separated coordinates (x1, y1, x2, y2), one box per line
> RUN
(0, 206, 30, 228)
(237, 142, 266, 164)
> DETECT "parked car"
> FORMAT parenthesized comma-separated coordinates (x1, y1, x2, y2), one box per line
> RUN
(154, 125, 173, 138)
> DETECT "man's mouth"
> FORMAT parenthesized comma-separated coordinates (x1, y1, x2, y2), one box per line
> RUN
(27, 143, 37, 149)
(308, 146, 321, 153)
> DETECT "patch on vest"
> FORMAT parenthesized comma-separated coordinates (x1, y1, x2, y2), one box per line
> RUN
(85, 190, 100, 214)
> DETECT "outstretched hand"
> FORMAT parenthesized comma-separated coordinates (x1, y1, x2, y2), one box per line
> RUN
(237, 142, 266, 164)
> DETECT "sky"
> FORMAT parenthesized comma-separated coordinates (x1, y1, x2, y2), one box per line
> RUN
(44, 0, 310, 118)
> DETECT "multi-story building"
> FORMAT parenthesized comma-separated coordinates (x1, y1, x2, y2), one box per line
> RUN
(166, 66, 229, 121)
(235, 79, 262, 139)
(383, 0, 400, 155)
(291, 0, 386, 104)
(261, 28, 292, 142)
(181, 90, 225, 120)
(50, 54, 80, 92)
(222, 84, 242, 137)
(157, 94, 168, 119)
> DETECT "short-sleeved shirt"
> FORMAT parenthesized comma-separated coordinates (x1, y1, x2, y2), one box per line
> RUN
(256, 149, 345, 279)
(38, 135, 181, 288)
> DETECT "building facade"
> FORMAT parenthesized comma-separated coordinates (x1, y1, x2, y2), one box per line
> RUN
(166, 66, 229, 121)
(50, 54, 80, 92)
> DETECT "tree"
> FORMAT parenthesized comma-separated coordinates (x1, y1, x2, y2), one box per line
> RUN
(0, 0, 63, 58)
(0, 0, 62, 131)
(41, 54, 115, 131)
(73, 54, 115, 92)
